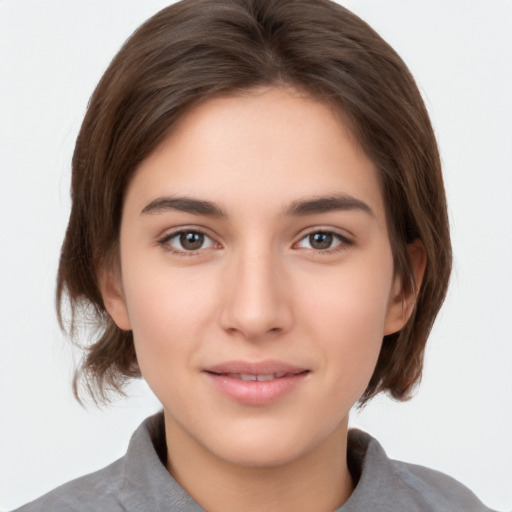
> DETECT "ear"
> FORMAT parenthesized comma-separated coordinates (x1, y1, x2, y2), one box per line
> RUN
(384, 239, 426, 335)
(98, 264, 132, 331)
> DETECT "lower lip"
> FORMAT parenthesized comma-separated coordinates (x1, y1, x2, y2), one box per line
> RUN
(204, 372, 309, 406)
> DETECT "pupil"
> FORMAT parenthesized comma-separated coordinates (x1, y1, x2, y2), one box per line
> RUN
(310, 232, 332, 249)
(180, 232, 204, 250)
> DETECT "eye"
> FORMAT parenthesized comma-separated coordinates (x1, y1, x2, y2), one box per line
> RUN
(161, 230, 217, 253)
(296, 231, 348, 252)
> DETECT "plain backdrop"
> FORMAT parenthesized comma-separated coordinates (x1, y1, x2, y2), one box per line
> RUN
(1, 1, 511, 510)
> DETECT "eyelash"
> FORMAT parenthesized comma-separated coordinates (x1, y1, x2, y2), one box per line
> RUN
(294, 230, 352, 254)
(157, 228, 352, 256)
(158, 229, 219, 256)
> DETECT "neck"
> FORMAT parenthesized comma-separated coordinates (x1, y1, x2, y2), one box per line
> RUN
(164, 413, 354, 512)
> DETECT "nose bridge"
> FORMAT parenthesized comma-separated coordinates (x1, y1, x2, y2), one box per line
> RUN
(219, 240, 292, 339)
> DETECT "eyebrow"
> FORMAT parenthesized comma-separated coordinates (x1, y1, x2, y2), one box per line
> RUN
(283, 194, 374, 217)
(140, 194, 373, 218)
(141, 196, 227, 217)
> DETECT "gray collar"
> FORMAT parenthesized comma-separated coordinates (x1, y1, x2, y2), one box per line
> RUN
(115, 413, 383, 511)
(117, 412, 492, 512)
(119, 413, 205, 511)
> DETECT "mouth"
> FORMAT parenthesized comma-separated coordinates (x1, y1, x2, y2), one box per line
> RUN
(203, 361, 310, 405)
(205, 371, 308, 381)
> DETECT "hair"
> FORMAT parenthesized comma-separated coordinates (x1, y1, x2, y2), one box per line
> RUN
(57, 0, 451, 405)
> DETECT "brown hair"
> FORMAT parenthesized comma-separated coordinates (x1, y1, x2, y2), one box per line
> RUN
(57, 0, 451, 404)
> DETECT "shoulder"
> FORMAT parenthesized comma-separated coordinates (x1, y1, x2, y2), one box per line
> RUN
(344, 429, 496, 512)
(12, 457, 126, 512)
(388, 457, 494, 511)
(12, 413, 203, 512)
(11, 413, 160, 512)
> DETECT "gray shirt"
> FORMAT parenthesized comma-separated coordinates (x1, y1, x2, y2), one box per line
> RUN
(14, 412, 495, 511)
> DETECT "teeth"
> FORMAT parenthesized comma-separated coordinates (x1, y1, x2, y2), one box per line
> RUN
(235, 373, 284, 381)
(240, 374, 258, 381)
(257, 374, 275, 381)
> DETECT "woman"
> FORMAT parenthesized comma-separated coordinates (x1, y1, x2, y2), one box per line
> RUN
(8, 1, 504, 510)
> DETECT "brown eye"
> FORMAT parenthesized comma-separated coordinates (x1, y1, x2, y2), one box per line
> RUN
(309, 232, 333, 250)
(180, 231, 205, 250)
(296, 231, 347, 252)
(163, 230, 216, 253)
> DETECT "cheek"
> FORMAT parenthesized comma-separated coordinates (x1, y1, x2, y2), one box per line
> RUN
(120, 259, 218, 377)
(303, 256, 394, 339)
(299, 258, 393, 393)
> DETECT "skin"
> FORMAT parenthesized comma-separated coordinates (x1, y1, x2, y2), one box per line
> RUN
(101, 87, 424, 512)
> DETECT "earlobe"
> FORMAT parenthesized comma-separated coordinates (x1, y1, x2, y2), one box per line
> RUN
(98, 265, 132, 331)
(384, 239, 426, 335)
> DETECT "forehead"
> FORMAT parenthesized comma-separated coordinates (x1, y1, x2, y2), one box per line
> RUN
(127, 87, 386, 226)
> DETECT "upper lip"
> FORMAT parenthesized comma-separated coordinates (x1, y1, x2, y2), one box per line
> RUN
(203, 360, 309, 376)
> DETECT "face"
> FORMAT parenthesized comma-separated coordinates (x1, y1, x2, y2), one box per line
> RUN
(103, 87, 411, 469)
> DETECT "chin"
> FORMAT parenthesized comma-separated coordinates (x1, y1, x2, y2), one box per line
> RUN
(204, 422, 332, 469)
(215, 441, 308, 469)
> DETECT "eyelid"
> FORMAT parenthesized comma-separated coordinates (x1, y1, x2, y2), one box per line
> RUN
(156, 225, 353, 256)
(157, 226, 222, 255)
(293, 228, 353, 253)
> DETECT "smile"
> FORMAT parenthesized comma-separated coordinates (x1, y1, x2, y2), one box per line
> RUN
(225, 373, 289, 381)
(203, 361, 310, 405)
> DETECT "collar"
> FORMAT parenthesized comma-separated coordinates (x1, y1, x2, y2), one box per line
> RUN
(118, 412, 205, 511)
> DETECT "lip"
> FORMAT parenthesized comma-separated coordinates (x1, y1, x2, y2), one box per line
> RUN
(203, 360, 310, 406)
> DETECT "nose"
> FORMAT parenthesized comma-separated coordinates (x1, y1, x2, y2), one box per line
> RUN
(219, 247, 293, 341)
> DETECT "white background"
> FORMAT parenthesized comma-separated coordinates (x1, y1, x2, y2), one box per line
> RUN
(1, 1, 511, 510)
